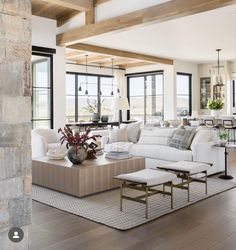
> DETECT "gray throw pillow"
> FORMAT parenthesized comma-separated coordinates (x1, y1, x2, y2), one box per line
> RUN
(169, 128, 196, 150)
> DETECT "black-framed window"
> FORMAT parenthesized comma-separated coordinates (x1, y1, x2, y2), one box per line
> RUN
(31, 49, 54, 129)
(233, 80, 236, 108)
(127, 71, 164, 123)
(66, 72, 113, 122)
(176, 73, 192, 117)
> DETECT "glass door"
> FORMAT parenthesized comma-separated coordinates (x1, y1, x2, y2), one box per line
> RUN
(200, 77, 211, 109)
(31, 54, 53, 128)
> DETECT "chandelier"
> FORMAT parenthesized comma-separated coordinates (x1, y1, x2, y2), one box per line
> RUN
(212, 49, 224, 86)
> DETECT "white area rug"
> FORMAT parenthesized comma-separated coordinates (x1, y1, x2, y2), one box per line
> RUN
(32, 179, 236, 230)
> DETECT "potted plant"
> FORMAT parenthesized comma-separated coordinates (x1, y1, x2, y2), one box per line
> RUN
(58, 126, 100, 164)
(217, 130, 229, 146)
(83, 99, 100, 122)
(207, 99, 224, 117)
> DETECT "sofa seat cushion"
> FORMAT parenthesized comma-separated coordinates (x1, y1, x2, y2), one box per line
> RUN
(129, 144, 192, 162)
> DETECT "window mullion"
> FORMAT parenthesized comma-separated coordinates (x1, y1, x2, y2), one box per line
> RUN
(98, 77, 101, 116)
(144, 76, 147, 124)
(75, 74, 78, 122)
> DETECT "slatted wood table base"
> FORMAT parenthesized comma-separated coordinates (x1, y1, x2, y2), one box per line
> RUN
(32, 156, 145, 197)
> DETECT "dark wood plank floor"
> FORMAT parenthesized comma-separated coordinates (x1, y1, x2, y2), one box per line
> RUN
(32, 148, 236, 250)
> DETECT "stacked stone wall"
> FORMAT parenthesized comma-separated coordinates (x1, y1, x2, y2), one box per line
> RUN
(0, 1, 32, 249)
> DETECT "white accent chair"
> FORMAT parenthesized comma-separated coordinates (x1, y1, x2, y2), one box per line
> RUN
(31, 129, 62, 158)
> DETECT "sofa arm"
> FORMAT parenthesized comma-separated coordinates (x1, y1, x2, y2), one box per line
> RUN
(192, 142, 225, 175)
(101, 136, 109, 148)
(31, 131, 48, 158)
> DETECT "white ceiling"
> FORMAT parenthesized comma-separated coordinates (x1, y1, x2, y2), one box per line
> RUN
(79, 4, 236, 64)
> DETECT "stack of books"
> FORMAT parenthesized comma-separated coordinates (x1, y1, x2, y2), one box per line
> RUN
(105, 151, 132, 160)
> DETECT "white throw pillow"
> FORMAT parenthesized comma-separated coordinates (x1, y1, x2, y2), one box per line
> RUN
(108, 126, 128, 143)
(121, 121, 142, 143)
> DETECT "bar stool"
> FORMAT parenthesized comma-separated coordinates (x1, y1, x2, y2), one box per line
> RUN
(222, 116, 236, 143)
(203, 116, 215, 128)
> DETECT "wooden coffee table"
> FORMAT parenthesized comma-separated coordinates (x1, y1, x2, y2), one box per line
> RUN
(32, 155, 145, 197)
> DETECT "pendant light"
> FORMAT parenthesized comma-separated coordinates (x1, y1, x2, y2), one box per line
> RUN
(85, 54, 88, 95)
(117, 66, 121, 95)
(213, 49, 224, 86)
(111, 59, 114, 96)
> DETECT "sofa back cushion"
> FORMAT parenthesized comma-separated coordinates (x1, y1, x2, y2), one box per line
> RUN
(190, 128, 215, 150)
(138, 128, 176, 146)
(33, 129, 60, 144)
(108, 126, 128, 143)
(169, 128, 196, 150)
(121, 121, 142, 143)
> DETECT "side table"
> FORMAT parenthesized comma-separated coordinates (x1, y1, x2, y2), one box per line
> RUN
(215, 144, 236, 180)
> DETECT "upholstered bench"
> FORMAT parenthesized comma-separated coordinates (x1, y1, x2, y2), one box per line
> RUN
(157, 161, 212, 202)
(114, 169, 176, 219)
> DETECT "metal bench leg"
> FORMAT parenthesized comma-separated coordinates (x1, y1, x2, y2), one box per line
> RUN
(146, 186, 148, 219)
(120, 182, 123, 211)
(187, 175, 190, 202)
(171, 182, 173, 209)
(205, 171, 207, 195)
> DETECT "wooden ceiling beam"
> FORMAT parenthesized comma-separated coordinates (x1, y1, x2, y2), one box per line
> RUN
(76, 55, 110, 64)
(57, 10, 80, 27)
(41, 0, 93, 11)
(85, 3, 95, 25)
(66, 51, 87, 60)
(100, 59, 137, 67)
(57, 0, 236, 45)
(68, 43, 173, 65)
(94, 0, 111, 6)
(123, 62, 154, 68)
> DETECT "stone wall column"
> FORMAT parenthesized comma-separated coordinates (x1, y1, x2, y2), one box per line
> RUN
(0, 1, 32, 249)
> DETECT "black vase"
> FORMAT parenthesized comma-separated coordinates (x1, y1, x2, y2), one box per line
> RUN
(101, 115, 109, 122)
(92, 113, 100, 123)
(67, 146, 87, 165)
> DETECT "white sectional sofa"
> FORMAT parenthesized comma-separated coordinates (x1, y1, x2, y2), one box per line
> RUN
(31, 129, 62, 158)
(103, 127, 225, 175)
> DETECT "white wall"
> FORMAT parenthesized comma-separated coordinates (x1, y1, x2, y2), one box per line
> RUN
(32, 16, 66, 129)
(232, 60, 236, 79)
(32, 16, 56, 48)
(54, 47, 66, 128)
